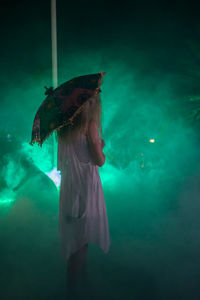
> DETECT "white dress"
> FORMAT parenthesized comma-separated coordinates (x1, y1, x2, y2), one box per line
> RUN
(57, 132, 110, 261)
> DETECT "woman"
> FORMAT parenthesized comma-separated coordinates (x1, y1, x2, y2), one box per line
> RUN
(56, 93, 110, 291)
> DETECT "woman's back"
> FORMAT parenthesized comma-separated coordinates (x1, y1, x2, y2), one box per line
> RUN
(57, 120, 105, 171)
(58, 128, 110, 261)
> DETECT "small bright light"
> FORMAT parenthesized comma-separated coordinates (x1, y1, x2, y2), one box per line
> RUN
(46, 168, 61, 188)
(149, 139, 155, 143)
(7, 133, 12, 142)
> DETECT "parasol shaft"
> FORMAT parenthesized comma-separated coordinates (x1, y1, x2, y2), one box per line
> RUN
(51, 0, 58, 169)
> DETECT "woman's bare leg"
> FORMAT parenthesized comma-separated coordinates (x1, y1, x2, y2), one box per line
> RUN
(67, 243, 88, 289)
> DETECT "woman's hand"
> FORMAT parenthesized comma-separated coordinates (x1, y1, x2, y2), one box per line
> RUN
(101, 139, 105, 149)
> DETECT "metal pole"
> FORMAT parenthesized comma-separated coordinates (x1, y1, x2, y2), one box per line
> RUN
(51, 0, 58, 168)
(51, 0, 58, 88)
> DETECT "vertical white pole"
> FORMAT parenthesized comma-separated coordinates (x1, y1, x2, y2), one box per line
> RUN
(51, 0, 58, 168)
(51, 0, 58, 88)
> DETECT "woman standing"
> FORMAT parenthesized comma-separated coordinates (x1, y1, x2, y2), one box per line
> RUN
(57, 92, 110, 293)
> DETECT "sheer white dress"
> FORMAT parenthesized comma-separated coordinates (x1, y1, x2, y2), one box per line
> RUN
(57, 133, 110, 261)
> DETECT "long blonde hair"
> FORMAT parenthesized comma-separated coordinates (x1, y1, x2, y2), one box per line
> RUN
(56, 93, 103, 144)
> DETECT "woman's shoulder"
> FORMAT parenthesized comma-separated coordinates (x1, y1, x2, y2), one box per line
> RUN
(83, 119, 96, 136)
(88, 119, 98, 131)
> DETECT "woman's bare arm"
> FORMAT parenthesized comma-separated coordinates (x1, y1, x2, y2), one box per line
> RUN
(87, 120, 105, 167)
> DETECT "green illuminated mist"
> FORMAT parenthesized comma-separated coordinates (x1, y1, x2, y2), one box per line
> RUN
(1, 4, 200, 297)
(1, 48, 200, 211)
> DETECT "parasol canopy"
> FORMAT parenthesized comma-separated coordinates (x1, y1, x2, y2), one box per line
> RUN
(30, 71, 106, 147)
